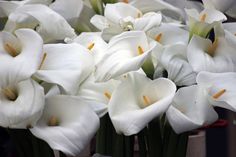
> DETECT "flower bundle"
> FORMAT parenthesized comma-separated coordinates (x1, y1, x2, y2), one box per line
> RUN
(0, 0, 236, 156)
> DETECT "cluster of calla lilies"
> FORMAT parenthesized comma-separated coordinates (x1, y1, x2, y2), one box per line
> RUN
(1, 0, 236, 156)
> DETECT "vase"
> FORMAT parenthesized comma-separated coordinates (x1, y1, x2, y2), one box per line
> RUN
(186, 131, 206, 157)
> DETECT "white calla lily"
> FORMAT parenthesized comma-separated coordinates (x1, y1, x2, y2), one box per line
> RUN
(167, 85, 218, 134)
(202, 0, 236, 18)
(108, 72, 176, 135)
(49, 0, 83, 20)
(156, 43, 196, 86)
(164, 0, 203, 12)
(0, 28, 43, 85)
(4, 4, 76, 43)
(50, 0, 96, 33)
(0, 0, 52, 17)
(105, 2, 141, 24)
(148, 23, 189, 69)
(90, 2, 162, 40)
(34, 43, 94, 95)
(147, 23, 189, 46)
(30, 95, 99, 156)
(197, 71, 236, 112)
(67, 32, 108, 64)
(185, 8, 227, 38)
(94, 31, 156, 82)
(0, 1, 21, 18)
(0, 79, 45, 128)
(187, 35, 236, 73)
(127, 0, 182, 19)
(77, 74, 120, 117)
(202, 0, 234, 12)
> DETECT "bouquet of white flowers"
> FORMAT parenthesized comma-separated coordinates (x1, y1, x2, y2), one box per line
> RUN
(0, 0, 236, 157)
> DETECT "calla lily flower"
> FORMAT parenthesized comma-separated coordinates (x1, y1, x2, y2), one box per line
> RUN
(67, 32, 108, 64)
(0, 28, 43, 84)
(108, 72, 176, 135)
(50, 0, 97, 33)
(155, 43, 196, 86)
(30, 95, 99, 156)
(0, 0, 52, 17)
(4, 4, 76, 43)
(147, 23, 189, 69)
(94, 31, 156, 82)
(125, 0, 183, 19)
(34, 43, 94, 95)
(185, 8, 227, 38)
(202, 0, 234, 12)
(90, 2, 162, 40)
(197, 71, 236, 112)
(202, 0, 236, 18)
(0, 79, 45, 128)
(166, 85, 218, 134)
(223, 22, 236, 49)
(49, 0, 84, 20)
(147, 23, 189, 46)
(187, 35, 236, 73)
(77, 74, 120, 117)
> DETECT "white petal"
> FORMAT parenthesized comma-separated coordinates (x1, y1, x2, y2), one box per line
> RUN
(34, 43, 94, 95)
(90, 15, 111, 30)
(186, 8, 227, 24)
(101, 25, 124, 41)
(187, 35, 236, 73)
(105, 2, 141, 24)
(49, 0, 83, 20)
(202, 0, 234, 12)
(167, 85, 218, 134)
(6, 4, 76, 43)
(164, 0, 203, 12)
(147, 23, 189, 45)
(130, 0, 182, 16)
(0, 29, 43, 86)
(200, 8, 227, 23)
(223, 22, 236, 34)
(30, 95, 100, 156)
(69, 32, 108, 64)
(159, 43, 196, 86)
(108, 72, 176, 135)
(95, 31, 156, 82)
(134, 12, 162, 31)
(197, 71, 236, 112)
(0, 1, 21, 17)
(77, 74, 120, 117)
(0, 79, 45, 128)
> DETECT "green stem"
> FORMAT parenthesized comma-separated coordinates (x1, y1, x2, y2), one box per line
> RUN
(176, 132, 189, 157)
(162, 120, 189, 157)
(112, 134, 124, 157)
(162, 120, 172, 157)
(96, 115, 108, 155)
(124, 136, 134, 157)
(137, 129, 147, 157)
(142, 57, 155, 79)
(7, 129, 54, 157)
(105, 116, 113, 155)
(147, 118, 162, 157)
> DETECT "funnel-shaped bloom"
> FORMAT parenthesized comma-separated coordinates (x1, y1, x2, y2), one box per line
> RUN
(109, 72, 176, 135)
